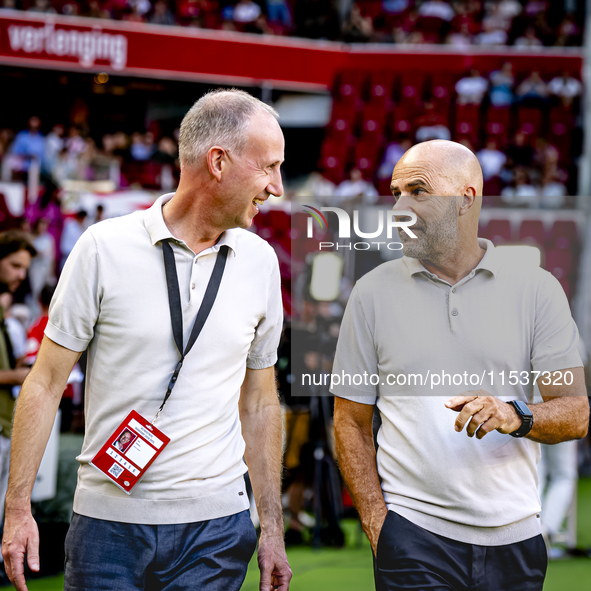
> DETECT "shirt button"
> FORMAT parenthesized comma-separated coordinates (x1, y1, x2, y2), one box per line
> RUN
(191, 283, 195, 290)
(452, 288, 457, 293)
(194, 259, 198, 265)
(451, 309, 458, 316)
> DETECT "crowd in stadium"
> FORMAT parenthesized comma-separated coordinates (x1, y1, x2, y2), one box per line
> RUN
(0, 0, 583, 45)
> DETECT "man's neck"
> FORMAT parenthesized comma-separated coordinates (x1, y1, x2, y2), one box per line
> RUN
(162, 194, 224, 255)
(420, 240, 487, 286)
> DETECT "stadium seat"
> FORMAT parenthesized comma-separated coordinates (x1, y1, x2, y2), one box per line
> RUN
(360, 103, 388, 143)
(517, 107, 543, 142)
(519, 220, 546, 246)
(398, 72, 426, 118)
(544, 248, 575, 278)
(430, 73, 452, 116)
(368, 72, 395, 108)
(485, 107, 511, 147)
(454, 104, 480, 146)
(353, 140, 380, 178)
(337, 70, 367, 107)
(486, 219, 512, 244)
(551, 220, 579, 249)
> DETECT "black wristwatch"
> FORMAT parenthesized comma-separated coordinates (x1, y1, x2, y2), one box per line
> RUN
(507, 400, 534, 438)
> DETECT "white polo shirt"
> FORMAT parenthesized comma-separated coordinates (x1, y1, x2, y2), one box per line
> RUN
(331, 239, 582, 546)
(46, 194, 283, 525)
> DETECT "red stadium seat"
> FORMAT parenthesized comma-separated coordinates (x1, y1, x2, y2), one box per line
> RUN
(360, 103, 387, 144)
(551, 220, 579, 249)
(454, 104, 480, 146)
(398, 72, 426, 118)
(337, 70, 367, 107)
(517, 107, 543, 142)
(487, 219, 512, 244)
(368, 72, 394, 108)
(353, 140, 380, 178)
(519, 220, 546, 246)
(485, 107, 511, 147)
(544, 248, 575, 278)
(430, 73, 452, 116)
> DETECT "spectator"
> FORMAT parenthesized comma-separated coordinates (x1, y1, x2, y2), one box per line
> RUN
(477, 139, 507, 181)
(233, 0, 262, 23)
(548, 71, 582, 107)
(151, 137, 178, 165)
(507, 132, 533, 167)
(342, 3, 374, 43)
(60, 210, 87, 268)
(10, 116, 45, 173)
(247, 14, 274, 34)
(540, 173, 567, 209)
(150, 0, 177, 25)
(414, 102, 451, 142)
(514, 26, 543, 47)
(28, 217, 55, 306)
(516, 70, 549, 107)
(266, 0, 291, 27)
(295, 0, 339, 40)
(474, 18, 508, 45)
(334, 168, 378, 205)
(445, 22, 473, 47)
(130, 132, 153, 161)
(27, 0, 56, 13)
(65, 127, 86, 158)
(455, 69, 488, 105)
(0, 0, 17, 10)
(418, 0, 455, 21)
(489, 61, 515, 107)
(377, 138, 412, 179)
(94, 204, 106, 224)
(44, 124, 65, 175)
(497, 0, 522, 20)
(555, 14, 580, 46)
(501, 167, 539, 207)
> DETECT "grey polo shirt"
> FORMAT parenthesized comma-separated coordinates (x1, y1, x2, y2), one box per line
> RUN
(46, 194, 283, 524)
(330, 239, 582, 546)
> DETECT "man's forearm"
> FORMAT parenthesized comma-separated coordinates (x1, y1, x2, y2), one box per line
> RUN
(528, 397, 589, 444)
(334, 406, 387, 550)
(242, 397, 284, 535)
(5, 375, 62, 511)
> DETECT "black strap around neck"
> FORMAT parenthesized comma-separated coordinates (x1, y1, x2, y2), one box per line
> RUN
(157, 240, 229, 416)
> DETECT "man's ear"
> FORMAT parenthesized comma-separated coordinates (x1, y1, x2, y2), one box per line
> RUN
(459, 189, 477, 215)
(207, 146, 227, 181)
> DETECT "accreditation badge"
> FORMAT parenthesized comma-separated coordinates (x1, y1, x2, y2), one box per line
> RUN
(90, 410, 170, 494)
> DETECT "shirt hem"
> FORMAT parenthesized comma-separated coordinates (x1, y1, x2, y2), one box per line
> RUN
(74, 478, 250, 525)
(386, 503, 541, 546)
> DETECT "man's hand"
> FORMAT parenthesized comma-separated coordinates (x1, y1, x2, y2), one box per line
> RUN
(257, 531, 292, 591)
(1, 508, 40, 591)
(445, 391, 521, 439)
(367, 505, 389, 556)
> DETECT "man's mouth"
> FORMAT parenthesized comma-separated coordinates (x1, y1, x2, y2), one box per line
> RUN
(252, 198, 264, 211)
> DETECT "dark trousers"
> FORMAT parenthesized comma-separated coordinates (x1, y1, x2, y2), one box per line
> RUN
(374, 511, 547, 591)
(64, 510, 257, 591)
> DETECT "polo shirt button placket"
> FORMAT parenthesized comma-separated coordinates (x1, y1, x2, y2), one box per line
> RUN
(451, 309, 458, 316)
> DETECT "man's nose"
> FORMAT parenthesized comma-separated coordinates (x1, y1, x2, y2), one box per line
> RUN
(267, 169, 283, 198)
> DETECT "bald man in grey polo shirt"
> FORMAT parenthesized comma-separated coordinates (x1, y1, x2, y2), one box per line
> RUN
(332, 140, 589, 591)
(2, 90, 292, 591)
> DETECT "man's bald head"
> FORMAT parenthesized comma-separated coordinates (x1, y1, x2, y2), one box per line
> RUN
(392, 139, 483, 200)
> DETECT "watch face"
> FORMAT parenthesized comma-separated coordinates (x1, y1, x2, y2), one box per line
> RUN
(513, 400, 533, 418)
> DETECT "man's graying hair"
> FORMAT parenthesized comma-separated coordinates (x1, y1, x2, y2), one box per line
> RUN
(179, 89, 279, 167)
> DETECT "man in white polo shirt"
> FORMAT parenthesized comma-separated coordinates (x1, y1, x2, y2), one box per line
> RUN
(332, 140, 589, 590)
(2, 90, 292, 591)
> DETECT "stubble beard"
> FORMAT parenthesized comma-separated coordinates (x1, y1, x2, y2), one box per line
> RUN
(399, 198, 459, 261)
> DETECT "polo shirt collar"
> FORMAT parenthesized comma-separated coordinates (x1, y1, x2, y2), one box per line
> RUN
(403, 237, 500, 279)
(144, 193, 238, 255)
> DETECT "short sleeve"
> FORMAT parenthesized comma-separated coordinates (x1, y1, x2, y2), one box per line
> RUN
(329, 286, 378, 405)
(45, 229, 101, 352)
(531, 272, 583, 373)
(246, 250, 283, 369)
